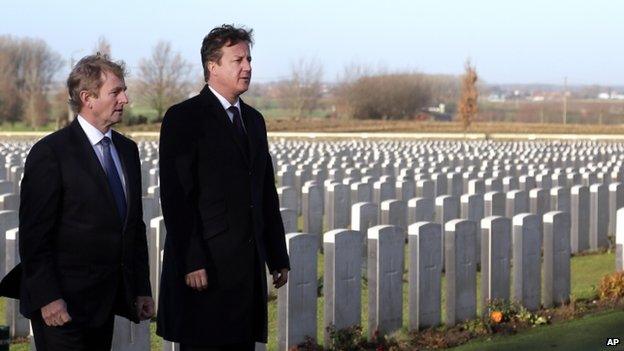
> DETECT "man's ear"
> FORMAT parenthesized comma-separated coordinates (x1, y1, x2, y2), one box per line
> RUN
(79, 90, 92, 109)
(208, 61, 217, 76)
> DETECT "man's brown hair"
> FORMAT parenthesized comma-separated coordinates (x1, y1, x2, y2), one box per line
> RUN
(67, 53, 127, 114)
(200, 24, 253, 82)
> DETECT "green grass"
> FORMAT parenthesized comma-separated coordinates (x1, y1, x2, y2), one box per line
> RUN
(571, 252, 614, 300)
(450, 309, 624, 351)
(0, 122, 57, 132)
(1, 251, 617, 350)
(256, 107, 331, 119)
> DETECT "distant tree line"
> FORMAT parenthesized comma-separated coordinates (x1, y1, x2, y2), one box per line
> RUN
(0, 35, 195, 127)
(1, 35, 468, 127)
(248, 60, 462, 121)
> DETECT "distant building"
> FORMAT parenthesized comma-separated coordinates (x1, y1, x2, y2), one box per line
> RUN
(416, 108, 453, 122)
(487, 93, 505, 102)
(597, 91, 624, 100)
(427, 103, 446, 114)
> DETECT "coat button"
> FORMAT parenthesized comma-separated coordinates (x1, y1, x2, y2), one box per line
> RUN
(250, 204, 254, 209)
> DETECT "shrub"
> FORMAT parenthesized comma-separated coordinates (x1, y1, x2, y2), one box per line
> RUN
(326, 325, 365, 351)
(598, 271, 624, 301)
(335, 73, 433, 120)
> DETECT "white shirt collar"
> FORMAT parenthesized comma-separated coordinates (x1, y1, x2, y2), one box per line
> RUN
(77, 115, 113, 146)
(208, 85, 240, 111)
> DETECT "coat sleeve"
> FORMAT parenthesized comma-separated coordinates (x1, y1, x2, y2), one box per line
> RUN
(131, 142, 152, 297)
(159, 106, 207, 274)
(18, 141, 63, 310)
(260, 123, 290, 272)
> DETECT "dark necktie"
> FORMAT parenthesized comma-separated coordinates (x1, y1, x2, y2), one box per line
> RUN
(227, 106, 249, 158)
(101, 137, 127, 222)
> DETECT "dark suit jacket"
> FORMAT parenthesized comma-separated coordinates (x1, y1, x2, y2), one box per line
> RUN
(0, 119, 151, 326)
(156, 85, 290, 345)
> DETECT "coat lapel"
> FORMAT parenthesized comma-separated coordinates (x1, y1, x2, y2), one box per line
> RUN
(68, 120, 121, 224)
(199, 86, 250, 166)
(240, 100, 259, 165)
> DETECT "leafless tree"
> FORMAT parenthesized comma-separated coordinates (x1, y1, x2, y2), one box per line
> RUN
(0, 41, 20, 123)
(0, 35, 62, 126)
(93, 36, 111, 56)
(276, 58, 324, 120)
(458, 59, 478, 130)
(135, 41, 193, 121)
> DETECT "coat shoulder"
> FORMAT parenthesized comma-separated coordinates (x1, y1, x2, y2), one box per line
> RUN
(241, 101, 264, 119)
(29, 126, 72, 156)
(162, 94, 204, 127)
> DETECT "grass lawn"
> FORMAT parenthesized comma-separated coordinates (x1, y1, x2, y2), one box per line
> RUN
(0, 251, 617, 350)
(450, 309, 624, 351)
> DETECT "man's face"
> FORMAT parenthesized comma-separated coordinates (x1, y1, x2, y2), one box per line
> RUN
(86, 71, 128, 128)
(208, 41, 252, 99)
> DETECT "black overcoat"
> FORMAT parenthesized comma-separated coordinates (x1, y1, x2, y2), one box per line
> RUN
(156, 86, 290, 345)
(0, 119, 151, 326)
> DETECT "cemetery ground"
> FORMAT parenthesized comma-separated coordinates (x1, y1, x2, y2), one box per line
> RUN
(0, 251, 618, 350)
(3, 136, 624, 351)
(7, 120, 624, 135)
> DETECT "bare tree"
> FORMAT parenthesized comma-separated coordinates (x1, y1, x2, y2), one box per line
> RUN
(458, 59, 478, 130)
(0, 40, 20, 123)
(0, 35, 62, 127)
(276, 58, 324, 120)
(93, 36, 111, 56)
(135, 41, 192, 121)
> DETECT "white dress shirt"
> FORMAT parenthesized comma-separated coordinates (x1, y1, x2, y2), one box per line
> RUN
(208, 85, 246, 132)
(77, 115, 127, 195)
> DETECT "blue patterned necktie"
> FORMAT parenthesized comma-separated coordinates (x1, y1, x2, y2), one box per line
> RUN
(100, 137, 127, 222)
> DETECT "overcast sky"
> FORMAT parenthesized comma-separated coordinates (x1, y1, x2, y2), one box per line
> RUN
(2, 0, 623, 85)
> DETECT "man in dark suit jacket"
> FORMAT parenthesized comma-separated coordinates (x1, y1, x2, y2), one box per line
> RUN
(1, 54, 154, 351)
(157, 25, 290, 350)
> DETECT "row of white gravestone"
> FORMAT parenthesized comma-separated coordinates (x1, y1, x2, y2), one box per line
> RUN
(272, 150, 624, 180)
(287, 184, 612, 253)
(268, 140, 624, 169)
(278, 211, 571, 350)
(278, 169, 622, 235)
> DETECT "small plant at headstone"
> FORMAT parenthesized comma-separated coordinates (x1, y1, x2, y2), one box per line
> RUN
(368, 329, 400, 351)
(485, 299, 516, 324)
(598, 271, 624, 301)
(485, 299, 548, 328)
(489, 310, 503, 324)
(326, 324, 365, 351)
(461, 318, 490, 335)
(292, 336, 323, 350)
(515, 307, 548, 326)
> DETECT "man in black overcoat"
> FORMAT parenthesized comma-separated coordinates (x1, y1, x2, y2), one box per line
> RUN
(156, 25, 290, 350)
(0, 54, 154, 350)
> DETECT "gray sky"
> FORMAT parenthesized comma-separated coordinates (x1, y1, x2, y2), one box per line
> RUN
(2, 0, 623, 85)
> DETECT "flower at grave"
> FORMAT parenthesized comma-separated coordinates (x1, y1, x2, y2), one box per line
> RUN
(490, 310, 504, 323)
